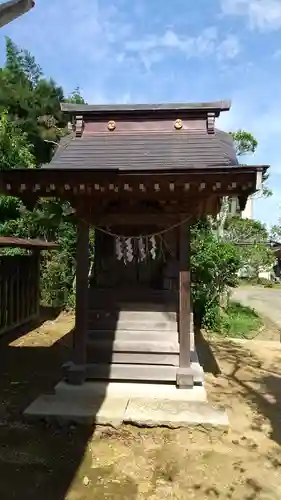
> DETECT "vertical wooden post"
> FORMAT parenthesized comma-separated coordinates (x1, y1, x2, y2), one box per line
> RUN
(68, 216, 89, 384)
(33, 250, 41, 317)
(177, 221, 193, 388)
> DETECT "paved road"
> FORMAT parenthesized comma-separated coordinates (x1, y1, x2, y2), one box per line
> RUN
(232, 287, 281, 329)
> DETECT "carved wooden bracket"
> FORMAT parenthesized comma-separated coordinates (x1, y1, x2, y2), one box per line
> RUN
(75, 115, 84, 137)
(206, 112, 215, 134)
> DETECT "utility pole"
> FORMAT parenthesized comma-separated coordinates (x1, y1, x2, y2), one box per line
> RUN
(0, 0, 34, 28)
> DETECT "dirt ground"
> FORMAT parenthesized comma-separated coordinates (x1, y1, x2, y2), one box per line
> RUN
(0, 311, 281, 500)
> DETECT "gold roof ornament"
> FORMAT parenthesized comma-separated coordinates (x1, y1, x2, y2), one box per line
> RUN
(174, 119, 183, 130)
(107, 120, 116, 131)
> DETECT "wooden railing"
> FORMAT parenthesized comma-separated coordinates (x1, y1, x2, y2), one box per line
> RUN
(0, 253, 40, 336)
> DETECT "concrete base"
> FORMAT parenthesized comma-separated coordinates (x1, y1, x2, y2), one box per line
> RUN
(124, 399, 228, 428)
(54, 380, 207, 401)
(24, 381, 228, 429)
(24, 394, 127, 427)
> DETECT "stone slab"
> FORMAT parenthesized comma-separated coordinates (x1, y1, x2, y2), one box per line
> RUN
(24, 394, 128, 428)
(124, 399, 229, 428)
(23, 391, 228, 429)
(54, 380, 207, 402)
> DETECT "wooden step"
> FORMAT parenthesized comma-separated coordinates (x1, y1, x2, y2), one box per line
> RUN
(85, 363, 178, 381)
(86, 339, 179, 352)
(64, 362, 202, 385)
(88, 309, 178, 322)
(87, 319, 179, 332)
(86, 339, 179, 366)
(87, 351, 179, 366)
(87, 329, 179, 342)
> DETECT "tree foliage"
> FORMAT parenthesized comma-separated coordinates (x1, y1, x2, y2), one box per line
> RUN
(0, 37, 66, 166)
(0, 38, 86, 306)
(224, 216, 274, 277)
(0, 110, 35, 169)
(191, 220, 241, 330)
(230, 129, 271, 197)
(230, 130, 258, 157)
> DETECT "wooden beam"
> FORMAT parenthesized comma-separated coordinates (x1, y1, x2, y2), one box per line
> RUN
(177, 221, 193, 388)
(71, 217, 89, 384)
(90, 213, 186, 226)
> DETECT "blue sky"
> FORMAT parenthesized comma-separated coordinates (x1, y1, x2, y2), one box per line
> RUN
(1, 0, 281, 228)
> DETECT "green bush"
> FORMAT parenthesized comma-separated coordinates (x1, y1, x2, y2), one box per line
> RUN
(191, 221, 241, 331)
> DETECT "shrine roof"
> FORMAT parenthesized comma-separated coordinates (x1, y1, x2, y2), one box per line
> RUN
(43, 128, 239, 171)
(61, 100, 231, 118)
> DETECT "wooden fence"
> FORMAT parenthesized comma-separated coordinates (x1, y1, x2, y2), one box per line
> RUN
(0, 253, 40, 336)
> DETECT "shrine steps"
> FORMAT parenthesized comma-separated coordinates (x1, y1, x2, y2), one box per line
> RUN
(67, 363, 204, 384)
(88, 308, 178, 322)
(87, 329, 178, 342)
(86, 339, 180, 366)
(75, 301, 205, 386)
(88, 319, 178, 332)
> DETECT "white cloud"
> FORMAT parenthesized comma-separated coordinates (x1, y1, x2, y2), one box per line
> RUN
(217, 34, 241, 59)
(221, 0, 281, 31)
(125, 27, 240, 69)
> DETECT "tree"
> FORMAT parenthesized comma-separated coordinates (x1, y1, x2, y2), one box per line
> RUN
(0, 39, 87, 306)
(0, 110, 35, 170)
(191, 220, 241, 330)
(224, 216, 274, 278)
(271, 222, 281, 243)
(0, 37, 66, 165)
(230, 130, 258, 156)
(230, 130, 271, 198)
(64, 86, 86, 104)
(0, 110, 35, 223)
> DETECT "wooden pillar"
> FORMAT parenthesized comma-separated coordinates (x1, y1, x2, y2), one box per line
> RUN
(33, 249, 41, 318)
(67, 217, 89, 384)
(176, 221, 193, 388)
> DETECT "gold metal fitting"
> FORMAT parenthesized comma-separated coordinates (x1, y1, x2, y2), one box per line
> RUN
(107, 120, 116, 131)
(174, 119, 183, 130)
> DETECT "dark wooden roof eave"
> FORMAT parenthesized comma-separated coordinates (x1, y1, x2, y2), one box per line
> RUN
(0, 236, 58, 250)
(61, 100, 231, 118)
(0, 165, 269, 202)
(0, 0, 35, 28)
(0, 164, 269, 177)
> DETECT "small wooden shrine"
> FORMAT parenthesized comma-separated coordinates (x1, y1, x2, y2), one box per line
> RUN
(0, 100, 267, 388)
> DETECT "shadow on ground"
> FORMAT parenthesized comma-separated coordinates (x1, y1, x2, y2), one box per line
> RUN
(0, 308, 138, 500)
(196, 326, 281, 449)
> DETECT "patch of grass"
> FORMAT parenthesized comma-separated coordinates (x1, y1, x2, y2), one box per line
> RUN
(219, 301, 263, 338)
